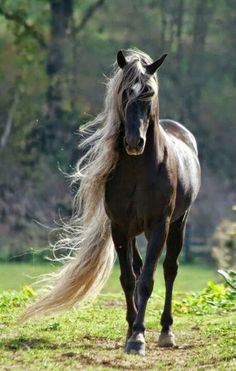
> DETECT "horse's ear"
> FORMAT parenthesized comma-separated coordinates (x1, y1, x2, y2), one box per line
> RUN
(146, 53, 167, 75)
(117, 50, 127, 69)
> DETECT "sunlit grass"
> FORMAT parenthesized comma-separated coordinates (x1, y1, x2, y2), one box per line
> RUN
(0, 261, 234, 370)
(0, 287, 235, 370)
(0, 262, 218, 293)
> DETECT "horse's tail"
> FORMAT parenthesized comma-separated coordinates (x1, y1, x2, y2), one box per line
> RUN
(21, 203, 115, 322)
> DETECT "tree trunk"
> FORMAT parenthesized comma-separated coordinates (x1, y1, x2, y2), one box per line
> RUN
(41, 0, 74, 154)
(176, 0, 184, 61)
(184, 0, 216, 124)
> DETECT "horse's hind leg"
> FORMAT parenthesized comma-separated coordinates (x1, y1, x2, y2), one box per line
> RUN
(111, 227, 137, 343)
(132, 238, 143, 307)
(158, 212, 188, 347)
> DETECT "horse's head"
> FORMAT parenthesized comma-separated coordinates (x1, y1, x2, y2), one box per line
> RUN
(117, 50, 167, 155)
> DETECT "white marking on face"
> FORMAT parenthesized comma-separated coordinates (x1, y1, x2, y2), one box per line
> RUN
(137, 61, 146, 74)
(131, 82, 142, 97)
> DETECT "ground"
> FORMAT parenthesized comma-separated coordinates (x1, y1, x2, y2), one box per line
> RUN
(0, 263, 235, 370)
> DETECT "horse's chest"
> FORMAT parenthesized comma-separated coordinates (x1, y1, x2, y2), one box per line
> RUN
(104, 168, 162, 234)
(105, 181, 142, 233)
(105, 179, 143, 214)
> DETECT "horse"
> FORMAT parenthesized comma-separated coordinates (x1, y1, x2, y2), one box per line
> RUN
(21, 49, 201, 356)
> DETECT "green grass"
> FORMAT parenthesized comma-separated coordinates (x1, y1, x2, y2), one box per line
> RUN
(0, 289, 235, 370)
(0, 262, 234, 370)
(0, 262, 218, 293)
(0, 263, 55, 291)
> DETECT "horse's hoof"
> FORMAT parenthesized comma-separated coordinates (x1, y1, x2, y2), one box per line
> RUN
(125, 341, 145, 356)
(158, 332, 176, 347)
(125, 333, 145, 356)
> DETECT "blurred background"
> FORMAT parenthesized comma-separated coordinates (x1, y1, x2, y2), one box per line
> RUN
(0, 0, 235, 288)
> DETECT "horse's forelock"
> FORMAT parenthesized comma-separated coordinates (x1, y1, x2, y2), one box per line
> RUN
(109, 50, 158, 118)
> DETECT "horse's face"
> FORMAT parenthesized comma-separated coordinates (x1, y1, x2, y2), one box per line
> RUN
(117, 51, 167, 156)
(123, 83, 155, 155)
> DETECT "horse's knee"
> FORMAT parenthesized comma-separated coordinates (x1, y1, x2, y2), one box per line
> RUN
(138, 277, 154, 299)
(120, 274, 135, 293)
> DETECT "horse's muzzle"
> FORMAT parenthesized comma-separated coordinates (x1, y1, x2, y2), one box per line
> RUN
(123, 136, 145, 156)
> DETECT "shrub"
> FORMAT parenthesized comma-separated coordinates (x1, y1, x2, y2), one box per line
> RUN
(211, 219, 236, 269)
(174, 280, 236, 315)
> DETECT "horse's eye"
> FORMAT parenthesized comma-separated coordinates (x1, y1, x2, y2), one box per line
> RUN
(123, 90, 128, 99)
(143, 86, 154, 97)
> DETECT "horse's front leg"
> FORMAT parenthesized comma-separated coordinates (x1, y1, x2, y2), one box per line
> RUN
(158, 212, 188, 347)
(126, 219, 170, 356)
(111, 226, 137, 344)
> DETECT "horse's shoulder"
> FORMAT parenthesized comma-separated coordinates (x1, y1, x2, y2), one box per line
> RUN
(160, 119, 198, 155)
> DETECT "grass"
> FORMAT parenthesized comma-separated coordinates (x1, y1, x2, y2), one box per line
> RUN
(0, 290, 235, 370)
(0, 262, 235, 370)
(0, 262, 218, 293)
(0, 263, 55, 291)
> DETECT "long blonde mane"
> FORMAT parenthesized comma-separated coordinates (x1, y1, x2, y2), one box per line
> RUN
(21, 49, 159, 321)
(74, 48, 158, 210)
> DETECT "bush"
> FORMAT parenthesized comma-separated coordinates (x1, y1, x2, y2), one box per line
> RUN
(174, 280, 236, 315)
(211, 219, 236, 269)
(218, 269, 236, 291)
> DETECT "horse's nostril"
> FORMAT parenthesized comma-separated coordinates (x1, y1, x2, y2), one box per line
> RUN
(123, 136, 144, 151)
(137, 138, 144, 148)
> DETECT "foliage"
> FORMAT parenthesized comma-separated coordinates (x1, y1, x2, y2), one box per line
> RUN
(174, 280, 236, 315)
(212, 219, 236, 270)
(0, 286, 35, 310)
(218, 269, 236, 291)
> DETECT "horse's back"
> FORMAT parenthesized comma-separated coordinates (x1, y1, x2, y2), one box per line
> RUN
(160, 119, 201, 221)
(160, 119, 198, 155)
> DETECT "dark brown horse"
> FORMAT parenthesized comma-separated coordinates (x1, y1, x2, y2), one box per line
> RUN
(22, 49, 201, 356)
(104, 50, 200, 355)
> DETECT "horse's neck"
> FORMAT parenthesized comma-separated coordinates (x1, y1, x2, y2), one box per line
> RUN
(144, 119, 166, 162)
(145, 96, 165, 160)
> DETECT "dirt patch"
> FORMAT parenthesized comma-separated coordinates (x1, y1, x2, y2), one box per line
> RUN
(103, 300, 125, 308)
(55, 333, 206, 370)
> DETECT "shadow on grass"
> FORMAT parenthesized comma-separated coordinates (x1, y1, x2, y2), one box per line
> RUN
(2, 336, 58, 351)
(1, 334, 123, 352)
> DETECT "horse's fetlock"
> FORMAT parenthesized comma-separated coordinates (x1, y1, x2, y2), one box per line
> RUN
(161, 312, 173, 328)
(133, 323, 145, 333)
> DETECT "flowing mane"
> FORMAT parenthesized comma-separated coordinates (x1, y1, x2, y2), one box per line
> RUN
(74, 48, 158, 222)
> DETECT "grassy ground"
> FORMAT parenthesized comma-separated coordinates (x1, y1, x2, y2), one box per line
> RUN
(0, 291, 235, 370)
(0, 263, 235, 370)
(0, 262, 218, 292)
